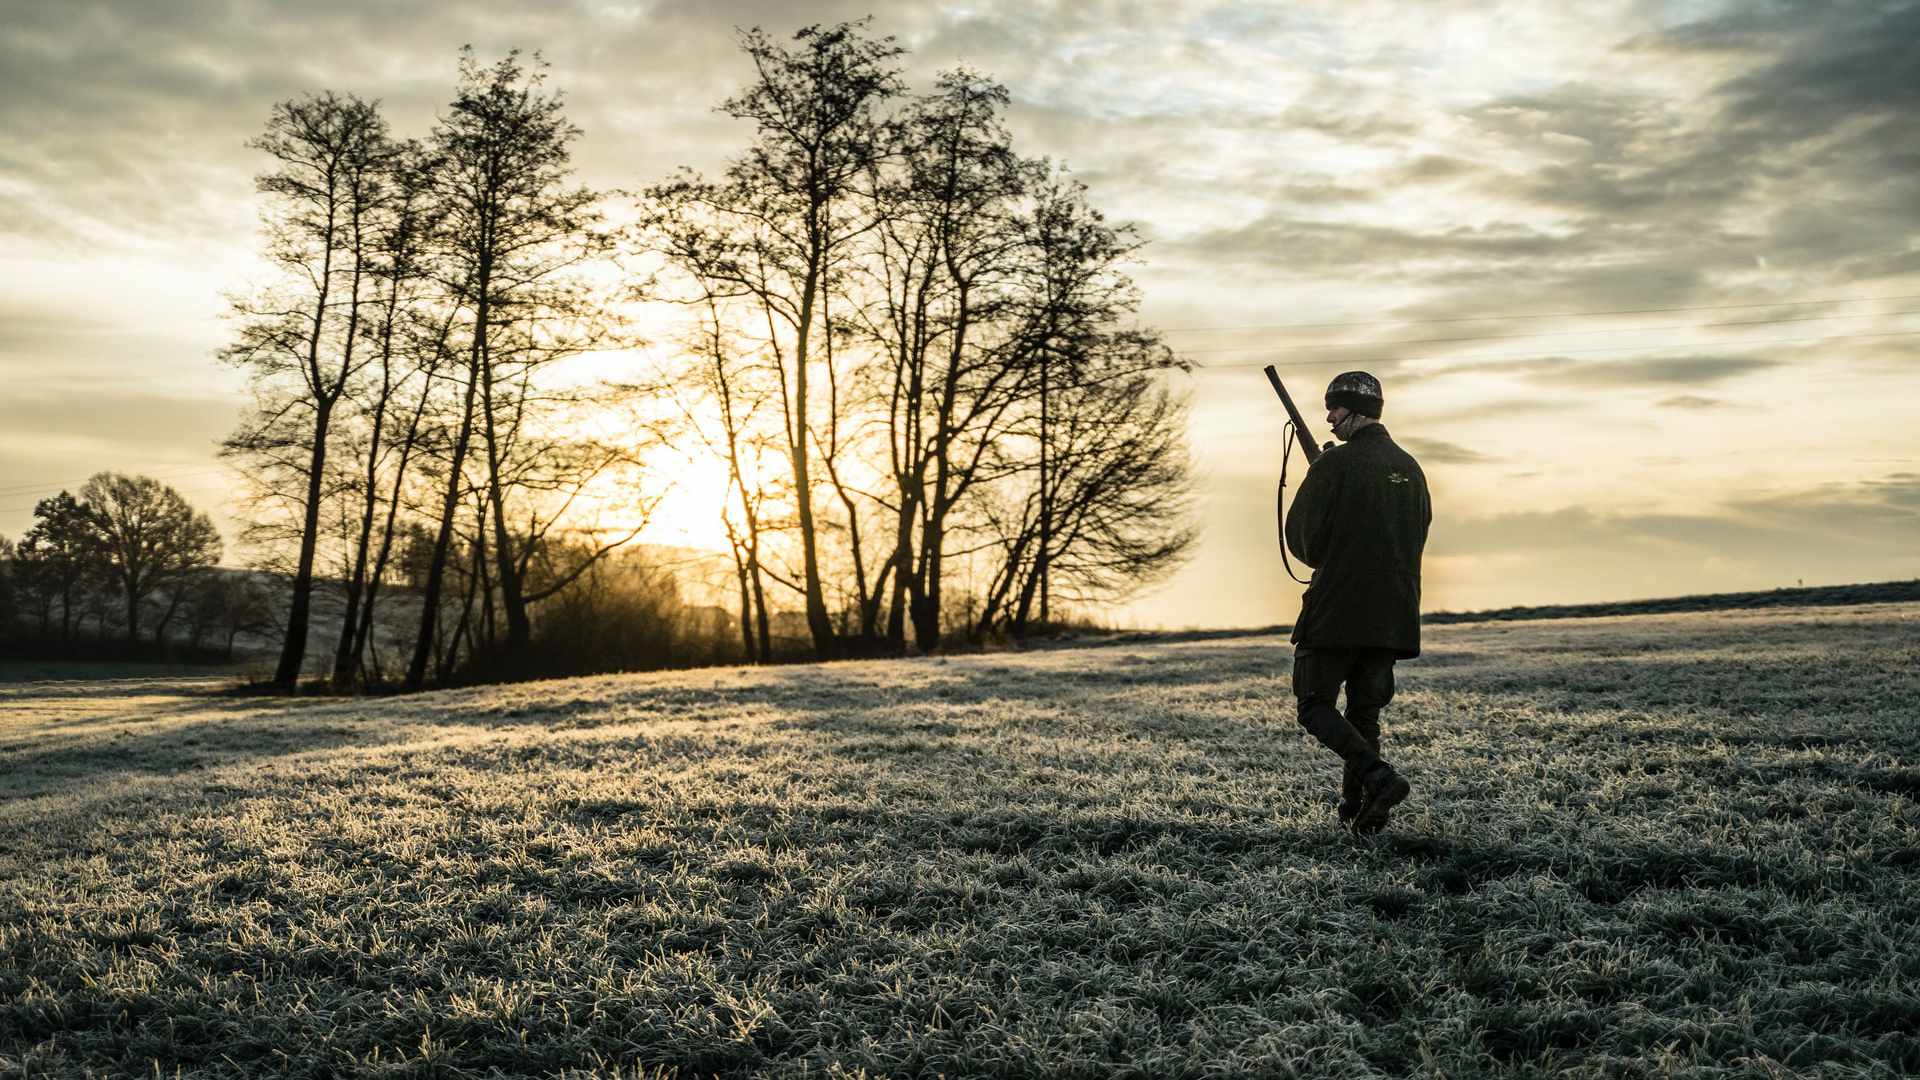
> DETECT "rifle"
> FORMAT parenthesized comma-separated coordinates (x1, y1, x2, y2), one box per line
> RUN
(1264, 365, 1328, 585)
(1263, 365, 1330, 465)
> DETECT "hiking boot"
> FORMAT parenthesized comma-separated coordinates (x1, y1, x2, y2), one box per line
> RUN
(1352, 762, 1409, 835)
(1338, 758, 1365, 823)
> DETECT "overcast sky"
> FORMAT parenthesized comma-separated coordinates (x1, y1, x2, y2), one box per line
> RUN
(3, 0, 1916, 627)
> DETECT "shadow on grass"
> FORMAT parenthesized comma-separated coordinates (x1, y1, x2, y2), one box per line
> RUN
(7, 638, 1287, 795)
(0, 686, 370, 805)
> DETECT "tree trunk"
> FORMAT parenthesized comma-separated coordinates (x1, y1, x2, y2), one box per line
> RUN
(441, 531, 483, 684)
(332, 296, 404, 685)
(331, 481, 377, 683)
(731, 541, 756, 662)
(352, 337, 441, 685)
(475, 497, 497, 656)
(1011, 546, 1042, 635)
(977, 506, 1037, 638)
(790, 268, 834, 655)
(273, 398, 332, 686)
(1038, 352, 1051, 625)
(405, 351, 480, 691)
(155, 587, 186, 646)
(480, 354, 532, 654)
(749, 539, 771, 662)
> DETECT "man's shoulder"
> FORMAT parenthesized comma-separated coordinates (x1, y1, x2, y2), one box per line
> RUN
(1343, 426, 1394, 457)
(1385, 435, 1422, 469)
(1365, 427, 1421, 464)
(1352, 428, 1427, 487)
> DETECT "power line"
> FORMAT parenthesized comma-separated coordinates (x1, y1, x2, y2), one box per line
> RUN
(1189, 327, 1920, 372)
(1156, 292, 1920, 334)
(1170, 307, 1920, 356)
(0, 464, 235, 500)
(0, 483, 238, 515)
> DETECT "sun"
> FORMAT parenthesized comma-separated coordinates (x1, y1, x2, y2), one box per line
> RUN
(639, 450, 740, 553)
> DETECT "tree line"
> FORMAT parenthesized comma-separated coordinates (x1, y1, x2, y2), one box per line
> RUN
(0, 474, 265, 658)
(189, 20, 1196, 691)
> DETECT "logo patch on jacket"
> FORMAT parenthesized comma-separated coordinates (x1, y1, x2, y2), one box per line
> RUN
(1387, 471, 1410, 484)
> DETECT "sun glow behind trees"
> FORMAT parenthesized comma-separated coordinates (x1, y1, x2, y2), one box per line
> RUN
(216, 22, 1198, 687)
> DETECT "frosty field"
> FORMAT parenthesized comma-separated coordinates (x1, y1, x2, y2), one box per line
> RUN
(3, 603, 1918, 1078)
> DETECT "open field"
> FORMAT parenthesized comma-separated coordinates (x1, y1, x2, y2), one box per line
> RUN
(3, 604, 1918, 1078)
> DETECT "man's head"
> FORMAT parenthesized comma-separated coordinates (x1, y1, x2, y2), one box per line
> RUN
(1324, 370, 1383, 442)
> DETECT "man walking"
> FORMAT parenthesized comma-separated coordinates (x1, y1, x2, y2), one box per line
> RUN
(1285, 371, 1431, 834)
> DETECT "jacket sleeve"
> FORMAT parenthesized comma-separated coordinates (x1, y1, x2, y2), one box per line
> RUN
(1285, 454, 1339, 568)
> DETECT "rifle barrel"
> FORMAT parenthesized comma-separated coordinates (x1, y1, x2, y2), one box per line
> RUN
(1264, 365, 1323, 466)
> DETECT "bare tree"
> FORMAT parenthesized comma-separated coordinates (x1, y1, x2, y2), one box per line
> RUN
(329, 142, 446, 685)
(1001, 174, 1187, 628)
(80, 473, 222, 645)
(406, 49, 625, 686)
(644, 21, 904, 656)
(978, 373, 1196, 636)
(656, 291, 784, 662)
(187, 572, 276, 660)
(856, 69, 1043, 652)
(643, 41, 1192, 654)
(223, 91, 397, 688)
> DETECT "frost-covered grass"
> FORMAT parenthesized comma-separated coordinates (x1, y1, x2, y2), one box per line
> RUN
(2, 604, 1917, 1078)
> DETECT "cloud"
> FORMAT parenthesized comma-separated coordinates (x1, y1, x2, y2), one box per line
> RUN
(1399, 437, 1499, 465)
(1170, 216, 1594, 278)
(1393, 154, 1482, 183)
(1520, 355, 1781, 388)
(1464, 85, 1744, 216)
(1383, 264, 1718, 325)
(1270, 182, 1375, 205)
(1406, 354, 1779, 391)
(1732, 472, 1920, 528)
(1275, 102, 1422, 142)
(0, 389, 241, 459)
(1412, 397, 1586, 425)
(0, 2, 955, 250)
(5, 0, 1919, 619)
(1362, 1, 1920, 327)
(1656, 394, 1725, 409)
(1710, 3, 1920, 140)
(1438, 473, 1920, 564)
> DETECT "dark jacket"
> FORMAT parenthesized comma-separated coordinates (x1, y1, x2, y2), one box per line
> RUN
(1285, 424, 1431, 658)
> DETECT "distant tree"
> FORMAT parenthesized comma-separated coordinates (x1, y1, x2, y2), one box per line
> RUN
(14, 491, 104, 643)
(187, 572, 276, 660)
(223, 90, 397, 689)
(151, 564, 215, 646)
(397, 521, 438, 590)
(0, 535, 17, 636)
(183, 573, 225, 652)
(80, 473, 223, 645)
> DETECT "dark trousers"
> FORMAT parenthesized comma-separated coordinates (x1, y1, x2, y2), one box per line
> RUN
(1292, 645, 1398, 795)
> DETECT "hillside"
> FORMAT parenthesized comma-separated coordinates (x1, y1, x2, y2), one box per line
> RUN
(1085, 578, 1920, 649)
(1422, 578, 1920, 624)
(2, 601, 1917, 1077)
